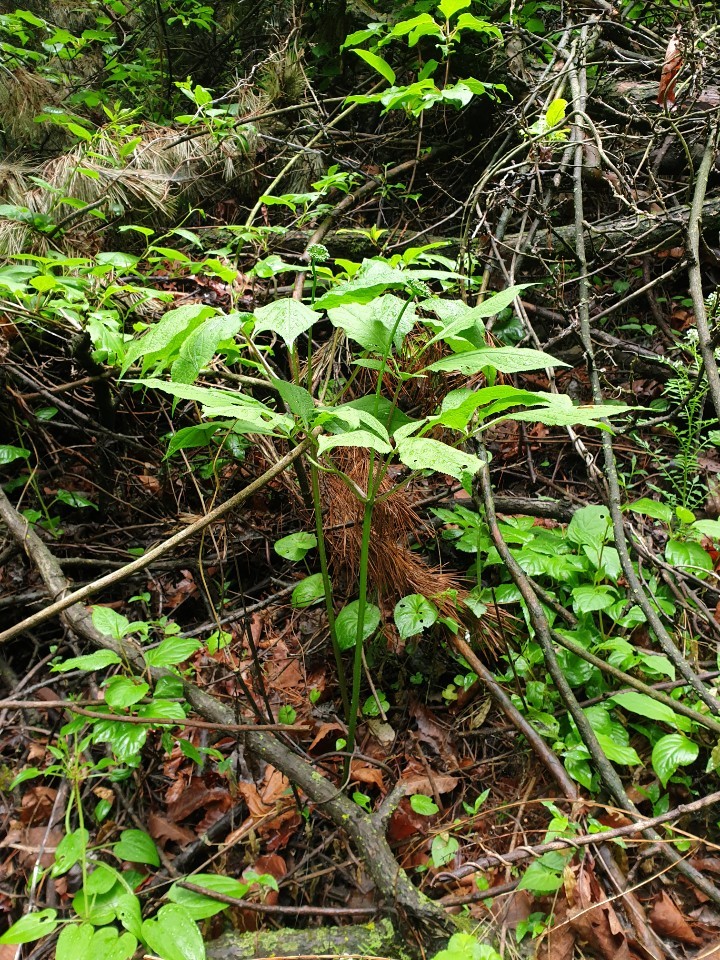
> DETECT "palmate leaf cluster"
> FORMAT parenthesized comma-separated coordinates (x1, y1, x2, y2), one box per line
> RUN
(119, 256, 627, 485)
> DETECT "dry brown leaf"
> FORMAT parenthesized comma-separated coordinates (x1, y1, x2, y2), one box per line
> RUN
(261, 767, 289, 805)
(649, 891, 702, 945)
(400, 773, 458, 796)
(19, 786, 57, 825)
(9, 826, 63, 869)
(167, 779, 229, 822)
(147, 812, 195, 846)
(409, 700, 456, 764)
(698, 943, 720, 960)
(568, 867, 635, 960)
(388, 799, 431, 842)
(491, 888, 533, 930)
(309, 721, 345, 751)
(657, 31, 682, 105)
(247, 853, 286, 890)
(350, 762, 385, 791)
(237, 782, 274, 819)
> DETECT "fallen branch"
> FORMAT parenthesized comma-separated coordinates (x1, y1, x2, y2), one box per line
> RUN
(0, 434, 316, 645)
(436, 788, 720, 881)
(0, 485, 458, 946)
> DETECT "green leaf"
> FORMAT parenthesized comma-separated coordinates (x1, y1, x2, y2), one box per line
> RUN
(104, 676, 149, 709)
(92, 927, 136, 960)
(275, 532, 317, 561)
(665, 539, 713, 577)
(138, 379, 292, 436)
(571, 584, 616, 615)
(504, 396, 625, 430)
(427, 346, 567, 375)
(439, 0, 471, 17)
(470, 285, 529, 320)
(55, 489, 97, 510)
(545, 97, 568, 127)
(10, 767, 42, 789)
(272, 378, 315, 426)
(56, 924, 93, 960)
(278, 704, 297, 724)
(291, 572, 326, 608)
(518, 856, 565, 894)
(567, 505, 611, 549)
(170, 312, 244, 384)
(625, 498, 673, 523)
(0, 909, 58, 944)
(91, 606, 131, 639)
(313, 259, 407, 310)
(435, 385, 544, 431)
(352, 49, 396, 84)
(137, 699, 187, 721)
(72, 868, 126, 925)
(433, 932, 501, 960)
(456, 14, 501, 36)
(56, 922, 137, 960)
(339, 395, 413, 434)
(52, 828, 88, 876)
(252, 298, 321, 348)
(144, 636, 202, 667)
(167, 875, 251, 919)
(327, 294, 416, 354)
(166, 423, 224, 457)
(121, 304, 216, 376)
(114, 829, 160, 867)
(431, 832, 459, 867)
(610, 691, 690, 732)
(115, 893, 143, 938)
(410, 794, 439, 815)
(52, 649, 122, 673)
(394, 594, 438, 639)
(652, 733, 699, 787)
(595, 731, 641, 766)
(0, 444, 30, 465)
(95, 252, 140, 270)
(141, 904, 205, 960)
(396, 437, 483, 481)
(318, 429, 393, 456)
(335, 601, 381, 651)
(694, 518, 720, 540)
(317, 403, 391, 441)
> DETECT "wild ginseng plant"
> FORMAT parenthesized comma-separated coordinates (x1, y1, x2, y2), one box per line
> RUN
(120, 247, 628, 758)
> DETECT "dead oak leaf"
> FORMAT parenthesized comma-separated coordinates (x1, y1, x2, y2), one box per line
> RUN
(568, 867, 638, 960)
(147, 812, 195, 846)
(649, 891, 702, 945)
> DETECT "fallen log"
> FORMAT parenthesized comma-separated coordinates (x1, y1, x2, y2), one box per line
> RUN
(280, 194, 720, 264)
(207, 918, 410, 960)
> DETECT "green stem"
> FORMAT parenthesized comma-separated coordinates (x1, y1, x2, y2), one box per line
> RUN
(344, 296, 414, 769)
(345, 474, 376, 769)
(311, 462, 350, 718)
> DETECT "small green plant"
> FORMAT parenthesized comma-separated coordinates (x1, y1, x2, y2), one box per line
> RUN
(342, 0, 506, 117)
(119, 250, 626, 769)
(435, 501, 709, 792)
(633, 323, 719, 512)
(431, 931, 501, 960)
(516, 911, 552, 944)
(2, 608, 278, 959)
